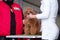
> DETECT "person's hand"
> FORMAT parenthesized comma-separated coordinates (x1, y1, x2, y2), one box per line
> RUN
(27, 14, 36, 19)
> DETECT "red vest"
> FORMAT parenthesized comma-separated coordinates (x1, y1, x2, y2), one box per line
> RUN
(0, 2, 23, 36)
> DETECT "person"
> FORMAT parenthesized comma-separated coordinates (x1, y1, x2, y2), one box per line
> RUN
(0, 0, 23, 40)
(27, 0, 59, 40)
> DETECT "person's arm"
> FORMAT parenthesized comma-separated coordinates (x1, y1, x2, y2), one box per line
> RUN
(36, 0, 50, 19)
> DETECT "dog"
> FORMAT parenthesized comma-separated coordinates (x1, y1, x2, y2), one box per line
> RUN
(23, 7, 41, 35)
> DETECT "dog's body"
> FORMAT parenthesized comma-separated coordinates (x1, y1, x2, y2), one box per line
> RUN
(24, 7, 41, 35)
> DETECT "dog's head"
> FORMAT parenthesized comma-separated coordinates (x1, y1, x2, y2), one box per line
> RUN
(24, 7, 36, 19)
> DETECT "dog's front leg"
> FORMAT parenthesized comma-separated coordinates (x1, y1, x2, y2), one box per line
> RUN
(24, 24, 30, 35)
(30, 24, 37, 35)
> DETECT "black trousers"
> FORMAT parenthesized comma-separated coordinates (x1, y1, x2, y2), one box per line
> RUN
(0, 36, 17, 40)
(30, 38, 41, 40)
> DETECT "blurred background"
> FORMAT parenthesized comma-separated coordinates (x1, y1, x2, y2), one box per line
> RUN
(14, 0, 23, 7)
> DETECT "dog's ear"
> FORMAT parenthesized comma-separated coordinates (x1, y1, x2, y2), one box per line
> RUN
(24, 11, 27, 19)
(30, 10, 36, 15)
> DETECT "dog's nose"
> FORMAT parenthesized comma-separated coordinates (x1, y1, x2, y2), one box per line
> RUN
(28, 13, 30, 15)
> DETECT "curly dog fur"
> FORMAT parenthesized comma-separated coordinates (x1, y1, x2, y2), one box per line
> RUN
(23, 7, 41, 35)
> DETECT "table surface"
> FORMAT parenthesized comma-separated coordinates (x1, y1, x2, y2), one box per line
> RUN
(6, 35, 42, 38)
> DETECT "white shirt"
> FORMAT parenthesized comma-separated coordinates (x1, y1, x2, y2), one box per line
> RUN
(36, 0, 58, 28)
(36, 0, 59, 39)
